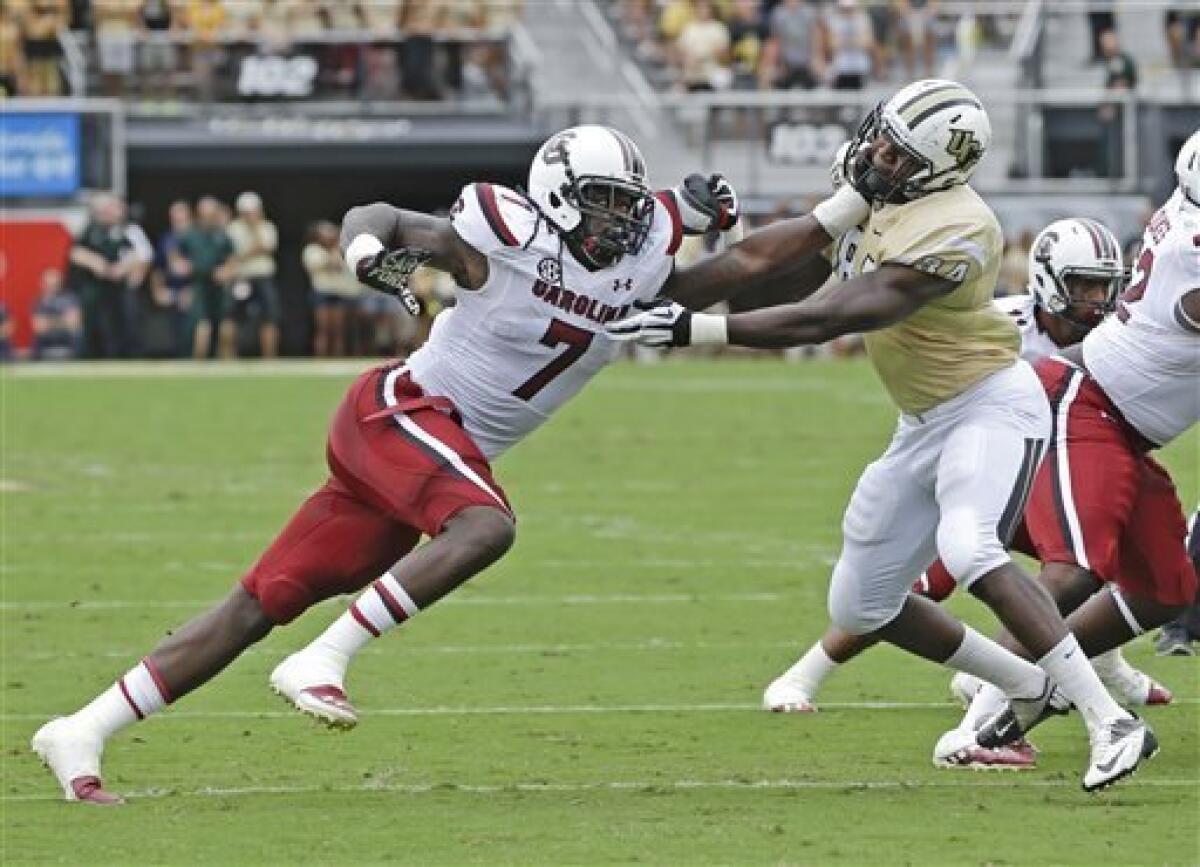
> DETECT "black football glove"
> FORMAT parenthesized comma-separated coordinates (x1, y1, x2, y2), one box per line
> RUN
(675, 173, 740, 234)
(355, 248, 431, 316)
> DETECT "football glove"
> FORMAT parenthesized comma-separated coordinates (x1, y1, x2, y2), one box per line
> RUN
(674, 173, 740, 235)
(355, 248, 430, 316)
(605, 300, 728, 348)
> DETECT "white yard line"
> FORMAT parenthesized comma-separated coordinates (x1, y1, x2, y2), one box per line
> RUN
(0, 591, 804, 611)
(5, 699, 1198, 722)
(3, 775, 1195, 803)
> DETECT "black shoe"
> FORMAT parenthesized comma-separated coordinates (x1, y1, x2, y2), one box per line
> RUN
(1155, 623, 1195, 657)
(976, 678, 1071, 749)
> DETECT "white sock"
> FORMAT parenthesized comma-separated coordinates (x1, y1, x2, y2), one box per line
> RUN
(960, 682, 1008, 732)
(1038, 634, 1125, 729)
(311, 572, 420, 667)
(73, 659, 171, 740)
(779, 642, 840, 699)
(943, 626, 1045, 700)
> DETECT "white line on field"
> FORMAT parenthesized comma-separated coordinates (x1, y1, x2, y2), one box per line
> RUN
(4, 699, 1198, 722)
(3, 775, 1195, 803)
(0, 591, 805, 611)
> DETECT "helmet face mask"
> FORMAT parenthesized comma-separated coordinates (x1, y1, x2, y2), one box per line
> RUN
(527, 125, 654, 269)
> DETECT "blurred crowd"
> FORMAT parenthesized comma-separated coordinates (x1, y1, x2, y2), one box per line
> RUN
(0, 0, 522, 101)
(611, 0, 1200, 94)
(0, 191, 451, 362)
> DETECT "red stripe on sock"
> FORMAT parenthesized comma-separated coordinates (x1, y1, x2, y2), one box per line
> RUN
(350, 603, 380, 637)
(141, 657, 174, 704)
(117, 678, 145, 720)
(372, 580, 411, 627)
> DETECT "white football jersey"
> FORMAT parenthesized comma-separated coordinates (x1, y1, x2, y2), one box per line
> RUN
(1083, 190, 1200, 446)
(405, 182, 679, 459)
(993, 293, 1061, 362)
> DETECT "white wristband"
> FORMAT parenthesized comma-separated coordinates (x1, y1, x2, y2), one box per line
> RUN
(811, 186, 870, 238)
(345, 234, 385, 271)
(690, 313, 728, 346)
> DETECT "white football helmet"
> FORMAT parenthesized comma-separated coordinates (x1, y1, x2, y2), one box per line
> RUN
(1176, 128, 1200, 209)
(844, 79, 991, 203)
(526, 125, 654, 268)
(1028, 218, 1125, 327)
(830, 141, 852, 191)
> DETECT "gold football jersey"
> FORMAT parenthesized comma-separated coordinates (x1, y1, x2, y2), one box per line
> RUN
(843, 184, 1019, 415)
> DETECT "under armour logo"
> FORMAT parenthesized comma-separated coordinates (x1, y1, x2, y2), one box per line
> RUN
(613, 278, 633, 292)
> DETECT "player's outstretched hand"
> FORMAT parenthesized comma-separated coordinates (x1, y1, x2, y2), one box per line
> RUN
(356, 248, 431, 315)
(675, 173, 740, 234)
(605, 300, 693, 347)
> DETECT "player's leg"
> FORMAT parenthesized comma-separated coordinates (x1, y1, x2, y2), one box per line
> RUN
(763, 627, 877, 713)
(272, 366, 518, 724)
(949, 366, 1154, 789)
(825, 445, 1048, 715)
(1156, 509, 1200, 656)
(30, 476, 416, 803)
(764, 560, 958, 712)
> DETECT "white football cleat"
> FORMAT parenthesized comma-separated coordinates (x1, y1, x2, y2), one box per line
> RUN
(933, 727, 1037, 771)
(949, 672, 984, 708)
(1082, 715, 1158, 793)
(762, 676, 817, 713)
(31, 717, 123, 805)
(270, 651, 358, 729)
(1098, 664, 1173, 707)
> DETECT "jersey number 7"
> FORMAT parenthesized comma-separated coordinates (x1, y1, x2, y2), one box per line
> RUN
(512, 318, 595, 401)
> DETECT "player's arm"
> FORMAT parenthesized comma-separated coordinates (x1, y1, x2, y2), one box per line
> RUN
(340, 203, 488, 291)
(610, 263, 956, 348)
(661, 187, 869, 309)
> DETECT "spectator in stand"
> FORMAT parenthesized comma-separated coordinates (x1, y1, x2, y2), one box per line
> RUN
(0, 303, 13, 362)
(674, 0, 732, 92)
(893, 0, 936, 79)
(1098, 27, 1136, 179)
(226, 191, 282, 358)
(728, 0, 767, 90)
(159, 200, 194, 356)
(32, 268, 83, 361)
(185, 0, 226, 102)
(361, 0, 401, 99)
(178, 196, 236, 359)
(658, 0, 695, 46)
(1165, 10, 1200, 70)
(71, 193, 153, 359)
(303, 220, 363, 357)
(139, 0, 180, 100)
(1086, 1, 1115, 64)
(997, 230, 1034, 298)
(761, 0, 824, 90)
(400, 0, 442, 100)
(824, 0, 877, 90)
(0, 7, 27, 96)
(20, 0, 68, 96)
(93, 0, 140, 97)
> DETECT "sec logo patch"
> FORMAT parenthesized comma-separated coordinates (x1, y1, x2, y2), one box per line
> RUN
(537, 257, 562, 284)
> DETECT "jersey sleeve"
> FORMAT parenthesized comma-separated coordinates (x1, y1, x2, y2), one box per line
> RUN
(449, 182, 537, 257)
(652, 190, 685, 256)
(878, 202, 1000, 285)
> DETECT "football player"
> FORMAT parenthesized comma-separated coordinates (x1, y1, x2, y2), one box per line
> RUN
(29, 125, 741, 804)
(609, 80, 1155, 791)
(937, 129, 1200, 764)
(764, 216, 1173, 752)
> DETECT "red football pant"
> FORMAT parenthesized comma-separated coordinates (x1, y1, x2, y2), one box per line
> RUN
(242, 364, 512, 623)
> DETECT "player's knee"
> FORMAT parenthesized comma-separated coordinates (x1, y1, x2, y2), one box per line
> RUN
(447, 506, 516, 568)
(241, 572, 314, 625)
(936, 510, 1006, 587)
(827, 561, 898, 636)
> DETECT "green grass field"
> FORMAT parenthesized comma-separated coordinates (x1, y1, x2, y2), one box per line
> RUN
(2, 359, 1197, 866)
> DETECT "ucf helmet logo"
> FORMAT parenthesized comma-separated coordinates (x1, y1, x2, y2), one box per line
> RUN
(946, 129, 982, 169)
